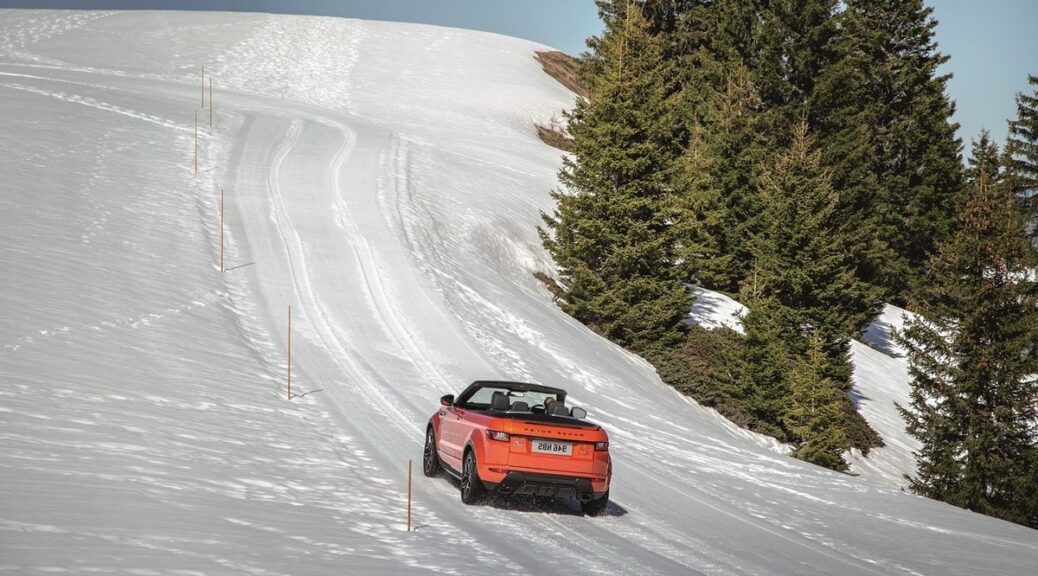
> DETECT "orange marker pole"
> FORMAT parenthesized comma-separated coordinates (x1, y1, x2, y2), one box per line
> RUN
(407, 459, 413, 532)
(287, 305, 292, 400)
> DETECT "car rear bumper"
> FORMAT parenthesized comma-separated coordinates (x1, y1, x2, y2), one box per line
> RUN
(484, 471, 605, 502)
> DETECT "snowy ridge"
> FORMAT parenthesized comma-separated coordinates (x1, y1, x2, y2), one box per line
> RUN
(1, 10, 1036, 575)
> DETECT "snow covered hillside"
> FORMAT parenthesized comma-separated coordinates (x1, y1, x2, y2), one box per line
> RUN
(1, 10, 1036, 575)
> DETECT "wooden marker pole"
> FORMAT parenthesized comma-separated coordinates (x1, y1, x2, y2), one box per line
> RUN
(194, 109, 198, 175)
(287, 305, 292, 400)
(407, 459, 413, 532)
(219, 189, 224, 272)
(209, 77, 213, 127)
(201, 64, 205, 108)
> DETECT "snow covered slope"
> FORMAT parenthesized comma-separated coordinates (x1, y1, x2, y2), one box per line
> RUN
(2, 10, 1036, 575)
(845, 305, 921, 488)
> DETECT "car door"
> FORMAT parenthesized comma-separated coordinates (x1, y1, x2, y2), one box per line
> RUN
(439, 403, 466, 469)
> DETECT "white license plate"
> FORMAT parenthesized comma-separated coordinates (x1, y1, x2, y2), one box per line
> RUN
(531, 439, 572, 456)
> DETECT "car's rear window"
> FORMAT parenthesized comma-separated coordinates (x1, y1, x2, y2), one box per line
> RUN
(462, 387, 559, 411)
(465, 386, 510, 407)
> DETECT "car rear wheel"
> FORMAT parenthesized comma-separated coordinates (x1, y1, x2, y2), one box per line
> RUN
(460, 450, 485, 504)
(581, 491, 609, 516)
(423, 427, 440, 477)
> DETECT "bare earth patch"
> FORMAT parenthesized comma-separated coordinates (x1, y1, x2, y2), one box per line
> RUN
(533, 51, 583, 152)
(536, 123, 572, 152)
(534, 50, 587, 97)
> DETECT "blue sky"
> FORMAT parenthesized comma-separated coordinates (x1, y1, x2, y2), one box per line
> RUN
(3, 0, 1035, 153)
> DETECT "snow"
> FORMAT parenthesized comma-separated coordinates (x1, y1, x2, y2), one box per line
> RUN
(1, 10, 1036, 575)
(846, 305, 921, 488)
(688, 287, 747, 334)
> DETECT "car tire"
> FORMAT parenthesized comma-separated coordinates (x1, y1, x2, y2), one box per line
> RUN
(423, 427, 440, 477)
(460, 449, 485, 504)
(581, 491, 609, 517)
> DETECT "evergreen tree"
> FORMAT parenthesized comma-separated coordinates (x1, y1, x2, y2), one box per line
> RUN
(815, 0, 963, 299)
(736, 282, 796, 441)
(726, 125, 880, 464)
(667, 0, 760, 130)
(676, 64, 766, 291)
(540, 3, 689, 349)
(752, 0, 840, 148)
(808, 5, 901, 302)
(749, 123, 881, 347)
(897, 139, 1038, 527)
(584, 0, 692, 88)
(967, 131, 1003, 189)
(1006, 74, 1038, 244)
(670, 123, 733, 289)
(743, 123, 882, 455)
(591, 2, 766, 295)
(785, 333, 850, 471)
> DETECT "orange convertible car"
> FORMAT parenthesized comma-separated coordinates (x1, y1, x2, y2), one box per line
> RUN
(424, 380, 612, 515)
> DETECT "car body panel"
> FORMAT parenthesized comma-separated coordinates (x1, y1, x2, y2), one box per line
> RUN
(427, 380, 612, 500)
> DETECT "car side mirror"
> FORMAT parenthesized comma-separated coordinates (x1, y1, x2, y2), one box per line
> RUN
(570, 407, 587, 419)
(440, 394, 455, 407)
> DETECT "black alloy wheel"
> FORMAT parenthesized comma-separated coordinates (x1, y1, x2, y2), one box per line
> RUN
(460, 450, 485, 504)
(423, 427, 440, 477)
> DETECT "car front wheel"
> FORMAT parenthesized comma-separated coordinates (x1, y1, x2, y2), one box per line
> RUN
(460, 450, 485, 504)
(423, 427, 440, 477)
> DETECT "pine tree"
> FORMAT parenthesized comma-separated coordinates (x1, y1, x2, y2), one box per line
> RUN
(736, 282, 796, 441)
(699, 0, 846, 290)
(897, 138, 1038, 527)
(742, 123, 882, 456)
(722, 126, 884, 464)
(540, 3, 689, 349)
(670, 123, 733, 289)
(785, 333, 850, 471)
(666, 0, 760, 131)
(1006, 74, 1038, 244)
(808, 5, 902, 301)
(749, 123, 881, 345)
(816, 0, 963, 299)
(967, 131, 1003, 189)
(752, 0, 840, 148)
(673, 64, 766, 291)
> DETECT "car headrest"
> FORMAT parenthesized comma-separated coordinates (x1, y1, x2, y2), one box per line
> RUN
(551, 403, 570, 416)
(491, 391, 509, 411)
(510, 401, 529, 412)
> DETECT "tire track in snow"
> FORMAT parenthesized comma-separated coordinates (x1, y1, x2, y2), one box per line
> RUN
(327, 131, 472, 395)
(0, 74, 189, 132)
(261, 119, 419, 440)
(249, 112, 532, 576)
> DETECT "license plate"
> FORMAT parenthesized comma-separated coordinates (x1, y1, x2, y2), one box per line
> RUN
(531, 439, 572, 456)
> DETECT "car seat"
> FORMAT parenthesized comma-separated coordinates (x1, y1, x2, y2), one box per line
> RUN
(491, 391, 509, 411)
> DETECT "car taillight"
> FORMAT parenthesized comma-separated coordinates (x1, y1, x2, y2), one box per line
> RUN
(594, 441, 609, 451)
(486, 430, 510, 442)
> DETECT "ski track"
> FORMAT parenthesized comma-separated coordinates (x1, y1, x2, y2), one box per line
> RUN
(2, 11, 1037, 576)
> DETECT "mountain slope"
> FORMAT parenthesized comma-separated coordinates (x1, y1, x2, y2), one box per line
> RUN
(1, 10, 1036, 575)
